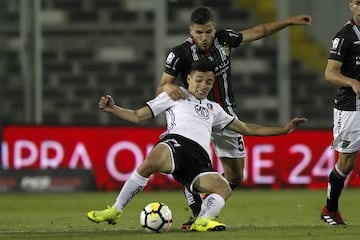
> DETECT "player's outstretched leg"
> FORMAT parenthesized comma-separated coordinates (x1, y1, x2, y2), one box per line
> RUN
(87, 205, 122, 225)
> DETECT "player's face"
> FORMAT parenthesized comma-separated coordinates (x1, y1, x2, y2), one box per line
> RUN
(189, 22, 216, 51)
(350, 0, 360, 25)
(187, 71, 215, 100)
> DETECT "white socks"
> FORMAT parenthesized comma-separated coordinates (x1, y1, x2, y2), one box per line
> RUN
(113, 170, 225, 219)
(198, 193, 225, 218)
(114, 171, 149, 212)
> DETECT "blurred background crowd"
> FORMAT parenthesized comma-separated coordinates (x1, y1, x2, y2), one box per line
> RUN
(0, 0, 350, 132)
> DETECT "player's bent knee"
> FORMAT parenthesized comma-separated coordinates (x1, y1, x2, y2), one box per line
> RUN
(216, 182, 232, 200)
(221, 186, 232, 200)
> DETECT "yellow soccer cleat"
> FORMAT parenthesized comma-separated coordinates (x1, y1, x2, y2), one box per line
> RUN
(189, 217, 226, 232)
(87, 205, 122, 225)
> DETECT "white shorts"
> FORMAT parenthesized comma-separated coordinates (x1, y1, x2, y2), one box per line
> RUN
(332, 109, 360, 153)
(211, 127, 246, 158)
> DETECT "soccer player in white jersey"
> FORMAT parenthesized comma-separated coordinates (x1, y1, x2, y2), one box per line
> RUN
(87, 58, 307, 231)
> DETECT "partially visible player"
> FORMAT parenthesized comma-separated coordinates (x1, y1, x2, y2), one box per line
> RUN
(157, 6, 312, 228)
(320, 0, 360, 226)
(87, 58, 307, 231)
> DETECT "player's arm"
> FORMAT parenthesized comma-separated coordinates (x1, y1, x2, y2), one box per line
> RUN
(157, 72, 186, 100)
(226, 117, 307, 136)
(240, 15, 312, 45)
(325, 59, 360, 96)
(98, 95, 152, 123)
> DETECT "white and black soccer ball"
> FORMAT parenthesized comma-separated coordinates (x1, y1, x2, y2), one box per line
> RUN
(139, 202, 172, 233)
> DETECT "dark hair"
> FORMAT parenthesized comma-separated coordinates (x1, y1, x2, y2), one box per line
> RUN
(190, 7, 215, 25)
(190, 58, 215, 73)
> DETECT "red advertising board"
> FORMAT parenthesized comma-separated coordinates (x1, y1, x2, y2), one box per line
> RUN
(2, 125, 360, 190)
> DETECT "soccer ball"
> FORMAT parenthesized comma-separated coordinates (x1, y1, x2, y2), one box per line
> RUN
(140, 202, 172, 233)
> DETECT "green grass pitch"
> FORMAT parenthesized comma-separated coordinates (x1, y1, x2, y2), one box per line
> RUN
(0, 189, 358, 240)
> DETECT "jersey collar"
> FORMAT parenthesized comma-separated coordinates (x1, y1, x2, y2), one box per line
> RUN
(186, 91, 208, 104)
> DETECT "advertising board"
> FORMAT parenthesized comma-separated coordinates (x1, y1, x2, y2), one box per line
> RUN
(2, 125, 360, 190)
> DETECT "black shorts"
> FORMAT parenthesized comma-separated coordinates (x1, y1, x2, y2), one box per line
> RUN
(158, 134, 217, 190)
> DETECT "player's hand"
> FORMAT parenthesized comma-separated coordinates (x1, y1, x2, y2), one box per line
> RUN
(289, 15, 312, 26)
(284, 117, 308, 134)
(351, 80, 360, 96)
(98, 94, 115, 112)
(164, 83, 186, 100)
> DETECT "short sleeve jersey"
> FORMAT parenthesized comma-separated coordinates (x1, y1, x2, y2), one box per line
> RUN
(164, 29, 243, 116)
(146, 88, 235, 157)
(329, 19, 360, 111)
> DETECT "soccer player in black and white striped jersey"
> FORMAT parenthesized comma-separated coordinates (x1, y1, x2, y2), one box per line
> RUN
(321, 0, 360, 226)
